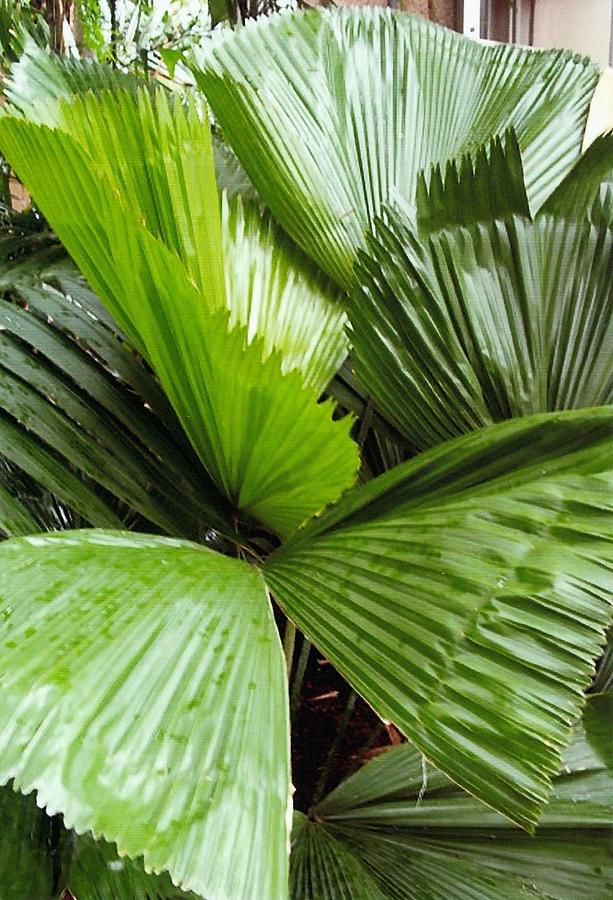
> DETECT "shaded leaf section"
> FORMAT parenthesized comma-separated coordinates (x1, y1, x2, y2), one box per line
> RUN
(0, 239, 233, 539)
(592, 628, 613, 693)
(583, 693, 613, 771)
(212, 131, 257, 201)
(0, 478, 38, 536)
(414, 130, 530, 233)
(350, 195, 612, 449)
(311, 714, 613, 899)
(0, 783, 59, 898)
(68, 832, 198, 899)
(0, 784, 197, 899)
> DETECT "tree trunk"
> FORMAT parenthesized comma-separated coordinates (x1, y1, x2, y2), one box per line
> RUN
(400, 0, 459, 28)
(38, 0, 73, 53)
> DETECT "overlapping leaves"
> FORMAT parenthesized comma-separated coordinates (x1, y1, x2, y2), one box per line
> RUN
(348, 132, 613, 450)
(0, 49, 355, 900)
(0, 84, 357, 537)
(266, 409, 613, 830)
(0, 783, 197, 899)
(295, 708, 613, 899)
(0, 237, 231, 539)
(195, 7, 599, 287)
(5, 36, 143, 126)
(0, 14, 610, 900)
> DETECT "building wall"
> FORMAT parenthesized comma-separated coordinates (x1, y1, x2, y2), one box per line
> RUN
(314, 0, 613, 64)
(532, 0, 612, 65)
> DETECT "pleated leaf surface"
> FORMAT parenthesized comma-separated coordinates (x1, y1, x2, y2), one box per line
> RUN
(0, 784, 196, 899)
(290, 812, 388, 900)
(539, 131, 613, 220)
(0, 531, 290, 900)
(221, 192, 347, 392)
(0, 88, 358, 537)
(265, 409, 613, 829)
(350, 195, 612, 450)
(5, 37, 142, 126)
(195, 8, 598, 287)
(310, 711, 613, 899)
(0, 240, 232, 539)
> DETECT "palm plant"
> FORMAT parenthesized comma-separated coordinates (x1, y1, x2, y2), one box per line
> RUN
(0, 0, 50, 64)
(291, 709, 613, 899)
(0, 8, 611, 899)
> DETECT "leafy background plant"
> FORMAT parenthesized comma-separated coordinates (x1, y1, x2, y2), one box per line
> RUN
(0, 4, 611, 899)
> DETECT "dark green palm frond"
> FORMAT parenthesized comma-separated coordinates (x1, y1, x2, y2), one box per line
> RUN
(347, 133, 613, 450)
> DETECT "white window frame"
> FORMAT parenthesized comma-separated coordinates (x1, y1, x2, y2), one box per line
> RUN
(462, 0, 482, 37)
